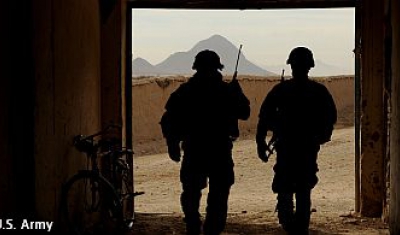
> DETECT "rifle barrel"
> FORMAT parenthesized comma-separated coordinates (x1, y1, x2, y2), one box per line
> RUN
(233, 44, 243, 81)
(235, 44, 243, 72)
(281, 69, 285, 82)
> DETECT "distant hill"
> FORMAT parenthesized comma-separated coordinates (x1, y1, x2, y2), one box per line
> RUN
(311, 60, 354, 76)
(132, 57, 165, 77)
(132, 35, 353, 78)
(266, 60, 354, 77)
(132, 34, 276, 77)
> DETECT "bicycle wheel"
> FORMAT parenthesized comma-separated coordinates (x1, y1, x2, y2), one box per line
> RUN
(60, 171, 123, 235)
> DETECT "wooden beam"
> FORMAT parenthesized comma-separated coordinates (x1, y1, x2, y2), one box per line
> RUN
(359, 0, 386, 217)
(390, 0, 400, 232)
(128, 0, 355, 9)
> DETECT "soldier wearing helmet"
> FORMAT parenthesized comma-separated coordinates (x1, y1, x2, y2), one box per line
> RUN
(286, 46, 315, 68)
(256, 47, 337, 235)
(192, 49, 224, 71)
(160, 49, 250, 235)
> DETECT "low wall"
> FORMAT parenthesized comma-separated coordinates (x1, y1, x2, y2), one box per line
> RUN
(132, 76, 354, 155)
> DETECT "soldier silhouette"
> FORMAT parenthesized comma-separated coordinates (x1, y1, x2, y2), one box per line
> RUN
(256, 47, 337, 235)
(160, 50, 250, 235)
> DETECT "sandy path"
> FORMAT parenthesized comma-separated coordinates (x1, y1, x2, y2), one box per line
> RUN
(130, 127, 389, 235)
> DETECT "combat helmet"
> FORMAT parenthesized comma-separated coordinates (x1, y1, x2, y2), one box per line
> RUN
(286, 47, 315, 68)
(192, 50, 224, 71)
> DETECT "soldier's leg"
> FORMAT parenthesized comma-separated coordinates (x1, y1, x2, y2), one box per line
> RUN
(277, 192, 295, 233)
(273, 144, 296, 233)
(203, 183, 231, 235)
(203, 164, 234, 235)
(295, 188, 312, 235)
(180, 163, 207, 235)
(181, 187, 202, 235)
(294, 145, 318, 234)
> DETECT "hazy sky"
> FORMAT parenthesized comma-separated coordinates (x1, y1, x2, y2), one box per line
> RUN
(132, 8, 355, 71)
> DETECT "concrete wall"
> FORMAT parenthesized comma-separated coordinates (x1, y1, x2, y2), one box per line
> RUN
(32, 0, 102, 223)
(132, 76, 354, 155)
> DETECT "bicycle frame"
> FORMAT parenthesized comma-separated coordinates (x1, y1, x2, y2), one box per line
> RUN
(63, 124, 144, 234)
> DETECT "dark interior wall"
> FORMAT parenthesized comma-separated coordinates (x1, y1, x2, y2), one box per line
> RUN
(390, 0, 400, 232)
(0, 0, 13, 215)
(0, 0, 124, 225)
(0, 1, 35, 217)
(101, 0, 123, 127)
(32, 0, 102, 221)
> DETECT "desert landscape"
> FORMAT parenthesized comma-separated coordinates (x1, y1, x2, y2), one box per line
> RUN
(130, 127, 388, 235)
(131, 75, 355, 156)
(126, 76, 388, 234)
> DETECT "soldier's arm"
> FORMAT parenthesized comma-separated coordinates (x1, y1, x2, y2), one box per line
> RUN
(229, 80, 250, 120)
(256, 100, 271, 144)
(318, 88, 338, 144)
(257, 86, 280, 134)
(162, 91, 182, 139)
(237, 93, 250, 120)
(256, 87, 279, 161)
(160, 89, 185, 162)
(328, 91, 338, 125)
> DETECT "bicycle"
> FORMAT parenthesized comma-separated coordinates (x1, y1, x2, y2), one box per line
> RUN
(60, 124, 144, 235)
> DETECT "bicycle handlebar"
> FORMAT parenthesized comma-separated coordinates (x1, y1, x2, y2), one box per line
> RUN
(82, 124, 122, 141)
(73, 124, 122, 153)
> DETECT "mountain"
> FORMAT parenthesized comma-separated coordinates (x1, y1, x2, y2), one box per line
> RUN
(132, 35, 353, 78)
(132, 34, 276, 77)
(132, 57, 166, 77)
(266, 60, 354, 77)
(310, 60, 354, 76)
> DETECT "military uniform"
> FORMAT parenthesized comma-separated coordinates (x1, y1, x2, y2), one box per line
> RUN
(161, 50, 250, 235)
(256, 47, 337, 235)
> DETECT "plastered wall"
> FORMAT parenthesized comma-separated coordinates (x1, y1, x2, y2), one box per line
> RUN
(132, 76, 355, 154)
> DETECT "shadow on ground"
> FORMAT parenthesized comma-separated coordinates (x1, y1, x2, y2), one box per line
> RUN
(127, 212, 375, 235)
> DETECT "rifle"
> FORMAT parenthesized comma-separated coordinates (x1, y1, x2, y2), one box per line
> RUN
(232, 44, 243, 81)
(228, 44, 243, 141)
(265, 135, 276, 160)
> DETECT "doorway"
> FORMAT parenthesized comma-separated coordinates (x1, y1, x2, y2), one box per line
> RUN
(126, 6, 377, 235)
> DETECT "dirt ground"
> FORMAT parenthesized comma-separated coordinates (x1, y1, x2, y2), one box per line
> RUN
(130, 127, 389, 235)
